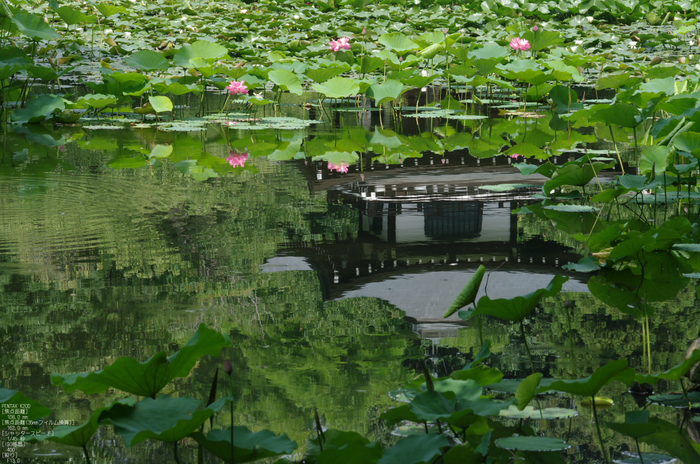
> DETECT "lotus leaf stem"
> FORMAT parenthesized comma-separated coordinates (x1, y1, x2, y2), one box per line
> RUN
(591, 396, 610, 464)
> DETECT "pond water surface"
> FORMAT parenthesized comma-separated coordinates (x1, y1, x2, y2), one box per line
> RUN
(1, 103, 698, 463)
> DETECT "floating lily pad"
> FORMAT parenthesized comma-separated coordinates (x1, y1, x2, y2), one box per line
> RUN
(613, 452, 677, 464)
(648, 392, 700, 408)
(495, 436, 571, 452)
(499, 405, 578, 420)
(543, 205, 599, 212)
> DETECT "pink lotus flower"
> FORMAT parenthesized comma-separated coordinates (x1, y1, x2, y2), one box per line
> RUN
(329, 37, 351, 52)
(227, 151, 249, 167)
(328, 162, 349, 173)
(510, 153, 522, 160)
(509, 37, 531, 51)
(226, 80, 248, 95)
(532, 24, 538, 32)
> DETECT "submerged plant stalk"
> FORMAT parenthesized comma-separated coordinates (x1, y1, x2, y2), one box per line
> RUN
(591, 396, 610, 464)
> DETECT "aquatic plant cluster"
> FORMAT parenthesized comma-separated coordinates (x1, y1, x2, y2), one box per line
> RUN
(4, 0, 700, 462)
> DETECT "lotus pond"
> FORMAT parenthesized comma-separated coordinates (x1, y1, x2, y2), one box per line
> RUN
(3, 0, 700, 462)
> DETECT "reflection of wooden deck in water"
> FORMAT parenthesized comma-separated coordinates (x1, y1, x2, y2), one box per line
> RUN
(312, 164, 549, 193)
(269, 158, 596, 338)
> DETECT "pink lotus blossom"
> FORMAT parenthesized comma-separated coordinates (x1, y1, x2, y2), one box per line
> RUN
(510, 153, 522, 160)
(329, 37, 351, 52)
(328, 162, 349, 173)
(226, 80, 248, 95)
(532, 24, 538, 32)
(227, 151, 248, 167)
(509, 37, 531, 51)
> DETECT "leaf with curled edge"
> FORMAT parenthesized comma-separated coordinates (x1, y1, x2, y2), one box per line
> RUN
(51, 324, 230, 397)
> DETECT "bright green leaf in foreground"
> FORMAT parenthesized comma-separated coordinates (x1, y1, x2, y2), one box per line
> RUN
(193, 426, 298, 463)
(541, 359, 635, 397)
(51, 324, 229, 397)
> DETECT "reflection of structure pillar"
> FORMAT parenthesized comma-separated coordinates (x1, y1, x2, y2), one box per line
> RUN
(388, 203, 397, 244)
(510, 200, 519, 244)
(424, 202, 482, 238)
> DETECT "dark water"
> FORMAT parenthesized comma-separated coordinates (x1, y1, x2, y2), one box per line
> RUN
(0, 109, 697, 463)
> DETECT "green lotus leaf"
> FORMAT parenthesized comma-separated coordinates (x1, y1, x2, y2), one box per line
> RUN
(95, 3, 127, 16)
(149, 145, 173, 159)
(11, 95, 66, 123)
(428, 378, 483, 401)
(636, 350, 700, 385)
(607, 411, 700, 463)
(312, 77, 360, 99)
(377, 434, 449, 464)
(463, 275, 568, 323)
(55, 6, 96, 25)
(304, 64, 350, 83)
(443, 265, 486, 319)
(28, 398, 135, 447)
(193, 425, 297, 463)
(541, 359, 635, 397)
(148, 96, 173, 113)
(479, 184, 539, 192)
(379, 404, 420, 426)
(26, 65, 59, 81)
(267, 140, 303, 161)
(409, 391, 457, 422)
(12, 13, 61, 40)
(543, 205, 599, 212)
(640, 146, 670, 174)
(549, 85, 582, 113)
(173, 40, 229, 68)
(366, 79, 408, 105)
(495, 436, 571, 452)
(524, 30, 564, 51)
(648, 391, 700, 407)
(499, 405, 577, 419)
(516, 372, 543, 410)
(1, 385, 51, 427)
(126, 50, 169, 71)
(378, 32, 419, 52)
(596, 73, 633, 90)
(590, 103, 641, 128)
(450, 365, 503, 387)
(100, 395, 229, 448)
(51, 324, 230, 397)
(544, 161, 614, 191)
(306, 430, 378, 463)
(268, 69, 303, 95)
(79, 94, 118, 109)
(673, 131, 700, 158)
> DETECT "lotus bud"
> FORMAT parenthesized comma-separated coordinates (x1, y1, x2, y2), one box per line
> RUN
(224, 359, 233, 376)
(532, 24, 538, 32)
(362, 27, 366, 35)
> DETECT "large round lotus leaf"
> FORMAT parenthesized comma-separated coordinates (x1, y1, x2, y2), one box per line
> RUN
(312, 77, 360, 99)
(173, 40, 228, 68)
(11, 13, 60, 40)
(495, 436, 571, 452)
(378, 32, 419, 52)
(55, 6, 96, 25)
(498, 405, 578, 419)
(126, 51, 170, 71)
